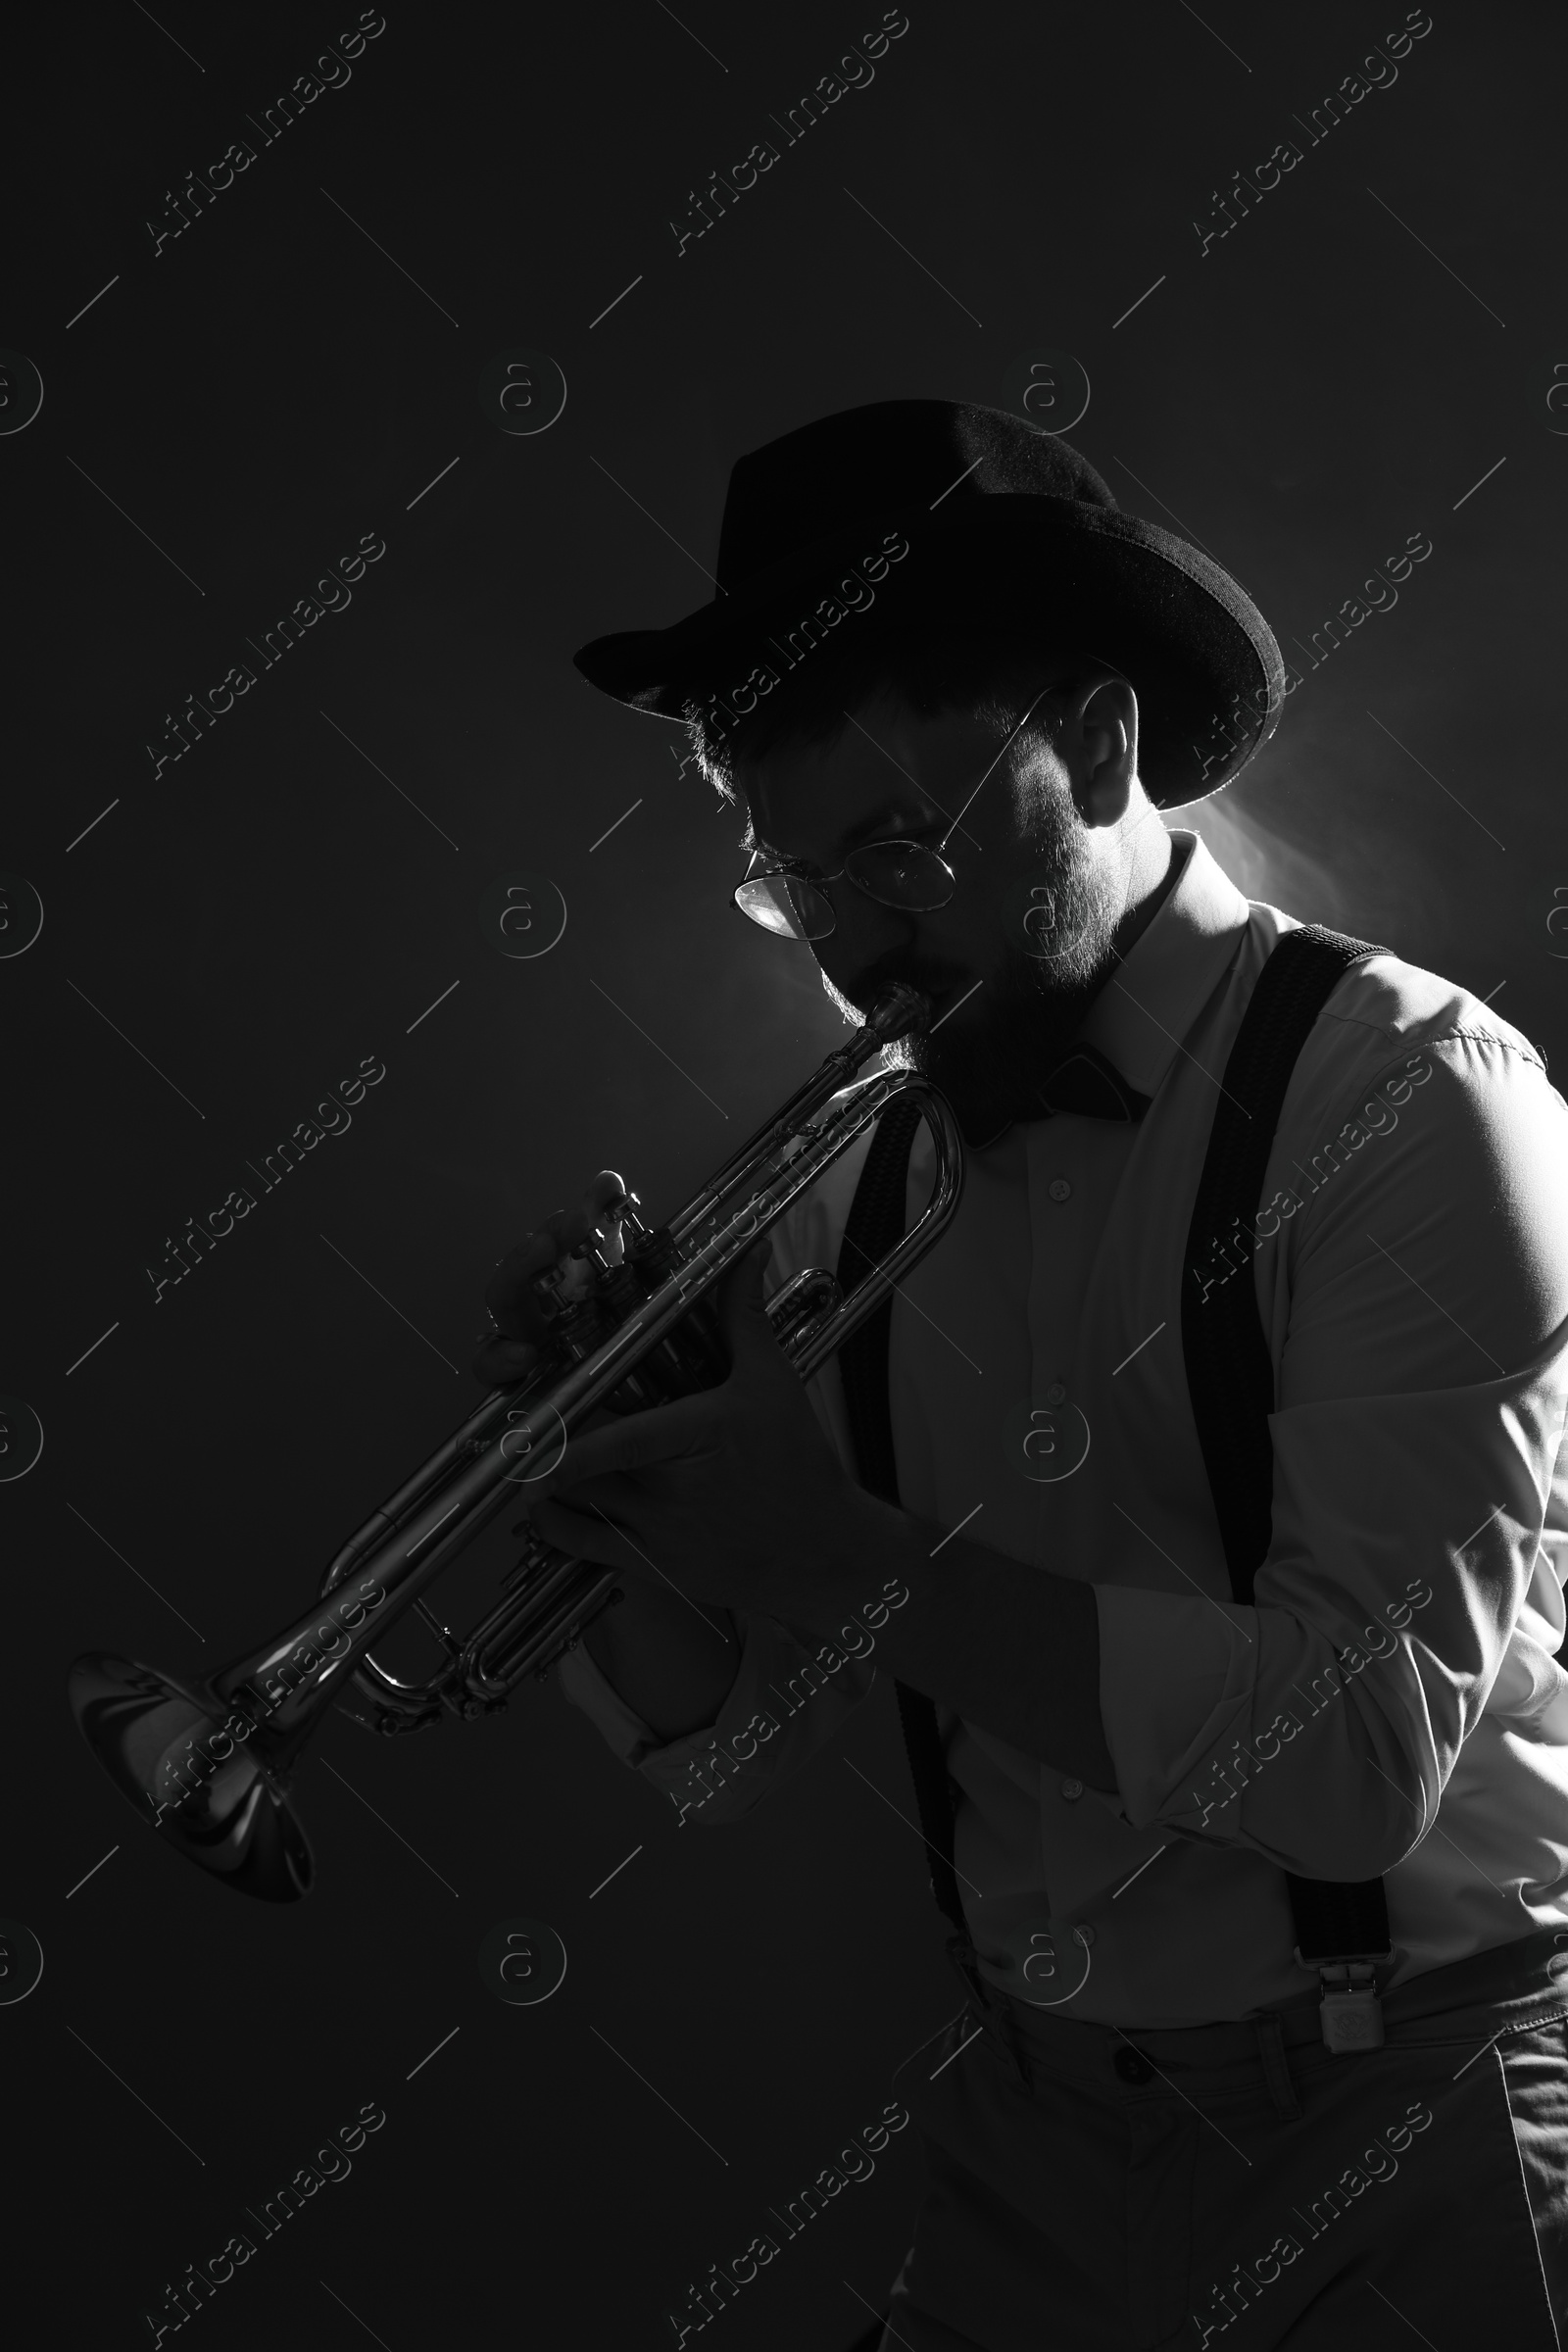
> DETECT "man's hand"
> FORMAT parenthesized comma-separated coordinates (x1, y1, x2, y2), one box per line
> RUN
(513, 1239, 900, 1624)
(471, 1168, 629, 1389)
(477, 1182, 1116, 1785)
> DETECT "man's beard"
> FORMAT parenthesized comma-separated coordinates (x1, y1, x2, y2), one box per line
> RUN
(824, 818, 1126, 1149)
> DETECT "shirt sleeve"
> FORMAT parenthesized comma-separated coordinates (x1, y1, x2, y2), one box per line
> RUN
(556, 1611, 879, 1826)
(1098, 1023, 1568, 1880)
(553, 1187, 884, 1825)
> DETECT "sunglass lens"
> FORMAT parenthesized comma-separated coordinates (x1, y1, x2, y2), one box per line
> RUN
(845, 840, 956, 912)
(732, 872, 835, 941)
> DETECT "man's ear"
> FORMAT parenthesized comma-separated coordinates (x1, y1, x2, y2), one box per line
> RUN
(1069, 675, 1139, 829)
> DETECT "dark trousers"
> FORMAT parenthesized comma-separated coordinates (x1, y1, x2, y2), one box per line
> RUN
(876, 1927, 1568, 2350)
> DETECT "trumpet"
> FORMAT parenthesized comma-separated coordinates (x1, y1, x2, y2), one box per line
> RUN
(68, 984, 963, 1902)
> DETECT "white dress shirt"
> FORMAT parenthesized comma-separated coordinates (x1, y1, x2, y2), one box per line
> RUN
(560, 831, 1568, 2028)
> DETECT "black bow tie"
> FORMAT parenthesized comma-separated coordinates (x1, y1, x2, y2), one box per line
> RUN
(1033, 1042, 1152, 1123)
(959, 1041, 1152, 1151)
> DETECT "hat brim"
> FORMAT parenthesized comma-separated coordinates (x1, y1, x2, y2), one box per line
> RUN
(573, 499, 1284, 805)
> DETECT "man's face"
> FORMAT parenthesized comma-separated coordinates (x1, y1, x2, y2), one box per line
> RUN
(737, 684, 1139, 1144)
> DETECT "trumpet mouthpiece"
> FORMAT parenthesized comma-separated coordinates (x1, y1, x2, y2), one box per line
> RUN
(866, 983, 931, 1043)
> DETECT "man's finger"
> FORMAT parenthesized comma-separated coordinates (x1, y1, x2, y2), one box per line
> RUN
(715, 1236, 793, 1377)
(525, 1393, 714, 1495)
(514, 1465, 637, 1522)
(485, 1233, 564, 1341)
(485, 1169, 628, 1338)
(511, 1469, 635, 1539)
(523, 1494, 647, 1573)
(470, 1333, 544, 1388)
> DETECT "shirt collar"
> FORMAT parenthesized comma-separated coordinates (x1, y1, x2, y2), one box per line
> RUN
(1074, 829, 1252, 1099)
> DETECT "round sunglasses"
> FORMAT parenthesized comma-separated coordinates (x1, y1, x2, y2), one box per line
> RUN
(732, 837, 957, 942)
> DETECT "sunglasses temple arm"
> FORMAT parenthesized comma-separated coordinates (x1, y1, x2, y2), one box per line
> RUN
(938, 683, 1060, 852)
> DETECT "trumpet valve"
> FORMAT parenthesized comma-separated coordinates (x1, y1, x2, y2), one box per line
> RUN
(529, 1266, 566, 1322)
(614, 1189, 652, 1249)
(555, 1296, 612, 1360)
(626, 1223, 679, 1288)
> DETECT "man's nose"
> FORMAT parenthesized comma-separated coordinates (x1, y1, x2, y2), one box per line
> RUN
(815, 892, 917, 994)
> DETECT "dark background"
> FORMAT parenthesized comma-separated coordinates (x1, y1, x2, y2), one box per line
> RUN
(3, 1, 1564, 2343)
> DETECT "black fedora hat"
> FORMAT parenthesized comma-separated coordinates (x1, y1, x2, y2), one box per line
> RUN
(572, 398, 1286, 805)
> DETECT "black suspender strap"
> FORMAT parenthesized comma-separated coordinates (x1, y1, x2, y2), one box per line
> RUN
(1181, 922, 1395, 2017)
(835, 922, 1397, 2041)
(1182, 925, 1384, 1606)
(835, 1097, 969, 1945)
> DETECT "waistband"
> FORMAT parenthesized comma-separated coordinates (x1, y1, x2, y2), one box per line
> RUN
(951, 1927, 1568, 2091)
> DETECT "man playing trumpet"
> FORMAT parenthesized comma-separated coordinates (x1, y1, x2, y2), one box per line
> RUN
(477, 401, 1568, 2350)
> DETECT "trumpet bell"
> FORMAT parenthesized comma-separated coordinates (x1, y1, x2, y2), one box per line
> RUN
(68, 1653, 314, 1903)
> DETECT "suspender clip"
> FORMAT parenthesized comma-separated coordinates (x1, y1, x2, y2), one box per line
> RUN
(945, 1935, 1029, 2083)
(1296, 1949, 1392, 2053)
